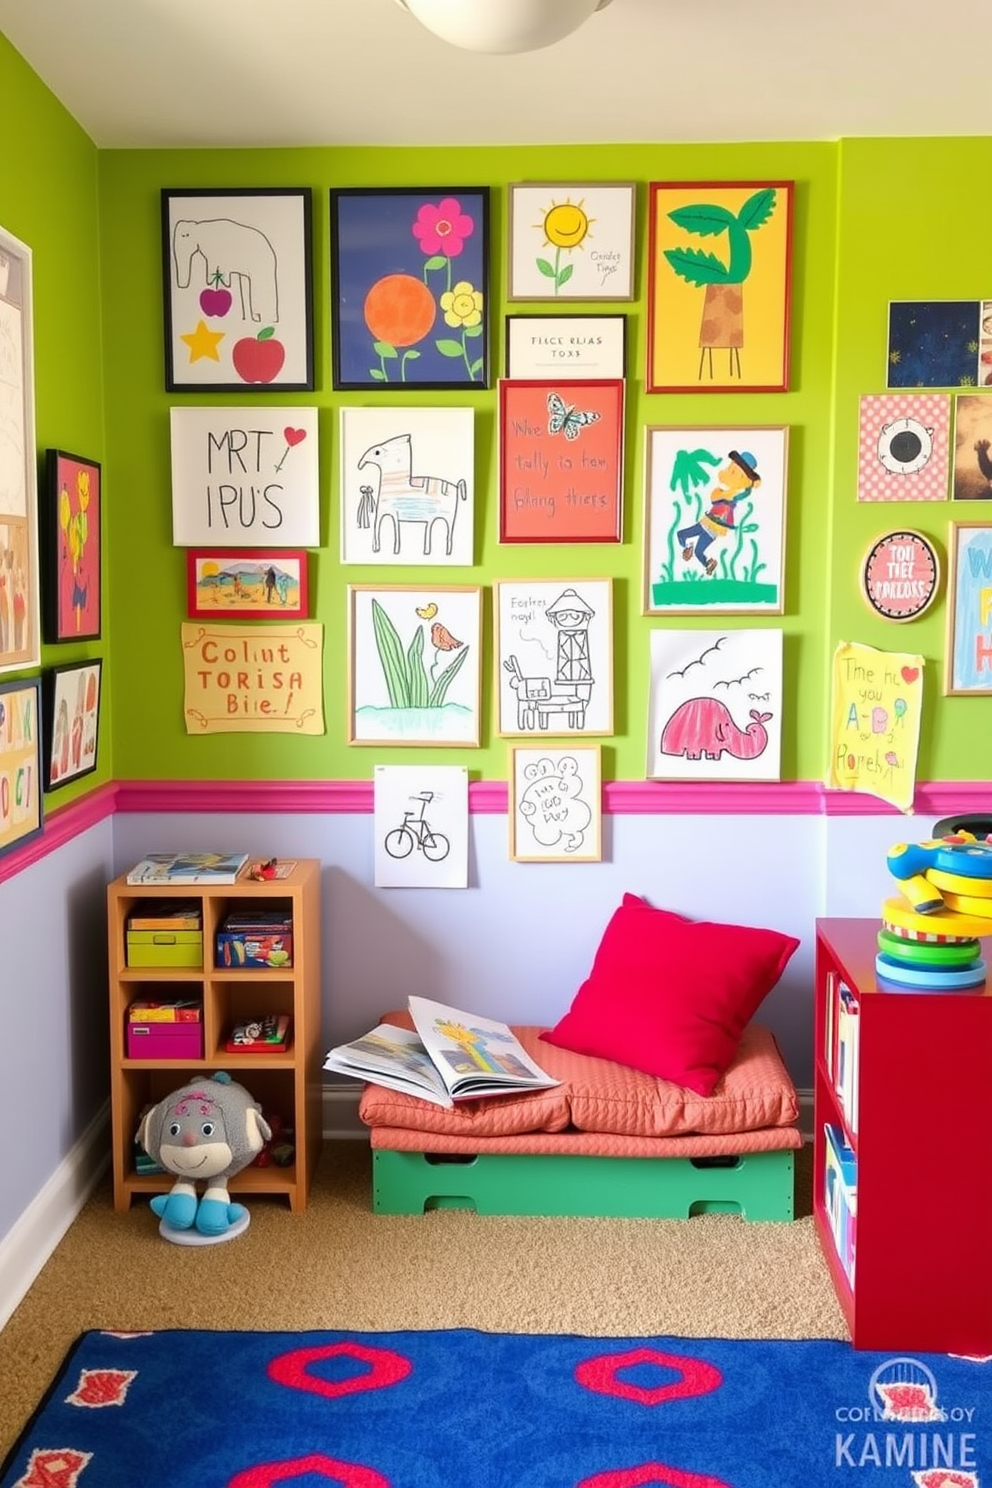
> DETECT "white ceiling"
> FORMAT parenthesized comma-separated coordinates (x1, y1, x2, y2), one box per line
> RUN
(1, 0, 991, 150)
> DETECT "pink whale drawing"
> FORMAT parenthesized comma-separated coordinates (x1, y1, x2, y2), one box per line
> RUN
(660, 698, 772, 761)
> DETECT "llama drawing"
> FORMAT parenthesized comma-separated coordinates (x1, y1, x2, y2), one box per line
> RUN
(356, 433, 467, 557)
(660, 698, 771, 761)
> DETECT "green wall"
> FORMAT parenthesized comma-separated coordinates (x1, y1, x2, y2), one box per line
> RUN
(98, 143, 837, 782)
(831, 137, 992, 780)
(0, 32, 109, 805)
(4, 22, 986, 789)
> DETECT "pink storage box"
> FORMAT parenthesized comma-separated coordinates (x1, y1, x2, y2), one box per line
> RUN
(126, 1021, 203, 1060)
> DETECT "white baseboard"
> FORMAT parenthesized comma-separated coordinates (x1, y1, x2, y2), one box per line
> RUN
(0, 1103, 110, 1333)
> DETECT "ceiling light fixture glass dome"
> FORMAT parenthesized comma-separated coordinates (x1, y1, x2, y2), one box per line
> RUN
(393, 0, 615, 55)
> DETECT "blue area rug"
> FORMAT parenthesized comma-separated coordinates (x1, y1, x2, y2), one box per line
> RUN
(2, 1328, 989, 1487)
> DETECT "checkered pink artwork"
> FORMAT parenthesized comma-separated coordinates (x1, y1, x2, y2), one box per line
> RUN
(857, 393, 951, 502)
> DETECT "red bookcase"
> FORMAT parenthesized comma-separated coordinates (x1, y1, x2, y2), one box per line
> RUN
(814, 917, 992, 1353)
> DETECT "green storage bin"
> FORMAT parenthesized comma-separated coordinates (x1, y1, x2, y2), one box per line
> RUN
(126, 930, 203, 968)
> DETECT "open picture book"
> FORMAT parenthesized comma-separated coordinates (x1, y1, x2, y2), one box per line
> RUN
(323, 996, 559, 1109)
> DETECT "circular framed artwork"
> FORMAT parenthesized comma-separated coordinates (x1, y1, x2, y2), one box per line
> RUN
(860, 529, 940, 621)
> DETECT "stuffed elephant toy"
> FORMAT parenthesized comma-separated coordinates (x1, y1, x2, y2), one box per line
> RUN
(137, 1071, 271, 1236)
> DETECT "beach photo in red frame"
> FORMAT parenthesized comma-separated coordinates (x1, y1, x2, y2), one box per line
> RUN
(498, 378, 624, 543)
(186, 548, 309, 619)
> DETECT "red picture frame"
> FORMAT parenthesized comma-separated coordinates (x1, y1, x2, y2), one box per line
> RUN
(186, 549, 309, 619)
(646, 181, 794, 394)
(498, 378, 624, 543)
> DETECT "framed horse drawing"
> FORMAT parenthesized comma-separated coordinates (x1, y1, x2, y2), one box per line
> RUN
(339, 406, 475, 566)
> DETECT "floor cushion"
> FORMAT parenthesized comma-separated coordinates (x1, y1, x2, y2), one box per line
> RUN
(359, 1015, 798, 1141)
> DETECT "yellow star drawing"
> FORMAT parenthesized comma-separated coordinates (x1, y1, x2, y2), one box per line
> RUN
(180, 319, 225, 363)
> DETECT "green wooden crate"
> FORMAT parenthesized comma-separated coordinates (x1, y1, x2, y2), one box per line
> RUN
(372, 1148, 795, 1222)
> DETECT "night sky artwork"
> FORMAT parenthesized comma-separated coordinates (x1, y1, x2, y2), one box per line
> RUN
(887, 299, 990, 388)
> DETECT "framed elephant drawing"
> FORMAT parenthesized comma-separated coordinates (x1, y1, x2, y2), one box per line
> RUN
(162, 188, 314, 392)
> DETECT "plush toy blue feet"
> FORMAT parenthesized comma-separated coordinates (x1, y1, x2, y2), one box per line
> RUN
(150, 1189, 198, 1230)
(195, 1197, 248, 1236)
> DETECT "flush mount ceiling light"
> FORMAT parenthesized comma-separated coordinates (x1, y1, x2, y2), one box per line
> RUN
(393, 0, 615, 54)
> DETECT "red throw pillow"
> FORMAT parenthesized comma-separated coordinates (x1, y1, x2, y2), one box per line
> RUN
(540, 893, 799, 1096)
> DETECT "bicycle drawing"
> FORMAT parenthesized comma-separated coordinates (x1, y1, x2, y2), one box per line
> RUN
(383, 791, 450, 862)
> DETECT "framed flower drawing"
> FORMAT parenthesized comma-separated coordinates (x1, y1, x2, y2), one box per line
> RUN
(507, 183, 635, 301)
(348, 585, 482, 746)
(330, 188, 490, 390)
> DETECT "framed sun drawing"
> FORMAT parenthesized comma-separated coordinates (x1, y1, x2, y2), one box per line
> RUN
(507, 184, 635, 301)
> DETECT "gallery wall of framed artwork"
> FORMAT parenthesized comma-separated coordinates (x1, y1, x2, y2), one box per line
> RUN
(42, 450, 101, 643)
(162, 187, 314, 393)
(330, 188, 490, 391)
(0, 223, 40, 676)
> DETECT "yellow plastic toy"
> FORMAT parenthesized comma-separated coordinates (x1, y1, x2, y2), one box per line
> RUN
(881, 895, 992, 942)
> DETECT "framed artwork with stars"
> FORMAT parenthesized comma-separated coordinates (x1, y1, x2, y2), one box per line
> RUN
(161, 188, 314, 393)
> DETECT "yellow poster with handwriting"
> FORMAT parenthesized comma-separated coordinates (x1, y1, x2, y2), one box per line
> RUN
(827, 641, 923, 813)
(182, 622, 324, 734)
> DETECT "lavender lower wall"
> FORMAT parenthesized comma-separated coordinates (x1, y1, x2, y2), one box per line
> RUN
(111, 808, 825, 1083)
(0, 817, 114, 1249)
(0, 792, 974, 1255)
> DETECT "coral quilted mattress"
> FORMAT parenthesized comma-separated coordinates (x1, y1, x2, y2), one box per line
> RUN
(359, 1016, 802, 1158)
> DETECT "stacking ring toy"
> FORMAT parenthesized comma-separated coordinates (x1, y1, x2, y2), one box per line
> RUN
(939, 890, 992, 920)
(881, 896, 991, 941)
(876, 953, 987, 991)
(887, 838, 992, 881)
(876, 929, 981, 965)
(926, 868, 992, 898)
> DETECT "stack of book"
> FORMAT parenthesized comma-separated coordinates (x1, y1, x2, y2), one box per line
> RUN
(126, 852, 249, 886)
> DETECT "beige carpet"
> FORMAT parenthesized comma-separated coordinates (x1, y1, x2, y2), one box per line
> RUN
(0, 1139, 845, 1463)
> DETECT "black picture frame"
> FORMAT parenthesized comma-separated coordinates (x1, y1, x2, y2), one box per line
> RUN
(161, 187, 314, 393)
(330, 187, 490, 391)
(0, 675, 43, 855)
(41, 449, 102, 644)
(42, 658, 102, 792)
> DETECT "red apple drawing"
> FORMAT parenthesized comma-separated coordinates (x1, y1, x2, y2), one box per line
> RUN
(199, 287, 232, 317)
(232, 326, 286, 384)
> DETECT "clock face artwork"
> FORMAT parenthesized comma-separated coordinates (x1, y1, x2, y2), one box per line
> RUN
(861, 529, 940, 621)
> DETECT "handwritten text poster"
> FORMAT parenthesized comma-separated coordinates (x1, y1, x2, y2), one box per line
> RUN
(498, 379, 623, 543)
(0, 679, 41, 854)
(182, 621, 324, 734)
(827, 640, 923, 813)
(171, 406, 319, 547)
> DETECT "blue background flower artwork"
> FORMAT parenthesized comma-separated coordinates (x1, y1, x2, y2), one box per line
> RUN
(331, 188, 490, 389)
